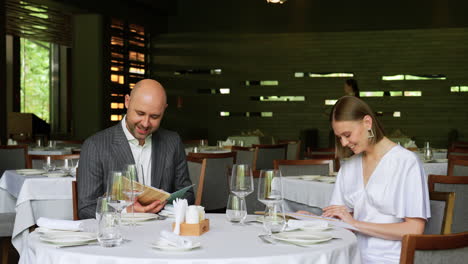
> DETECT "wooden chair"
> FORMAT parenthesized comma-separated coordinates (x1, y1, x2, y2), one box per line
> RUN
(428, 175, 468, 233)
(424, 191, 455, 235)
(231, 146, 255, 168)
(304, 148, 340, 172)
(27, 153, 80, 169)
(278, 140, 301, 160)
(447, 159, 468, 176)
(400, 232, 468, 264)
(72, 181, 79, 220)
(252, 144, 288, 171)
(273, 159, 334, 176)
(186, 152, 236, 212)
(0, 145, 28, 176)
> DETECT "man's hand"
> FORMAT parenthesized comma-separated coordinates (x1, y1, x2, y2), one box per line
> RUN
(128, 199, 167, 214)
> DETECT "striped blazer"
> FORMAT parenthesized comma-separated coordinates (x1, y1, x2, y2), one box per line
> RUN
(77, 122, 194, 219)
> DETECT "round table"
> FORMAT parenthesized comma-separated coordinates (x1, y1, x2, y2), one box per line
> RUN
(22, 214, 361, 264)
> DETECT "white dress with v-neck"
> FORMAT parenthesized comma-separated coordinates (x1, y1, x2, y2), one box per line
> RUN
(329, 145, 431, 264)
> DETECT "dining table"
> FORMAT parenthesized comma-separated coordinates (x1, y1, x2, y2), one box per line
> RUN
(28, 147, 72, 155)
(0, 170, 74, 254)
(21, 213, 361, 264)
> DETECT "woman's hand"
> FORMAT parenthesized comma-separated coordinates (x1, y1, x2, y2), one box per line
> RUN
(322, 205, 357, 226)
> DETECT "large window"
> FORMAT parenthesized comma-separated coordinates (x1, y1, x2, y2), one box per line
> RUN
(20, 38, 51, 123)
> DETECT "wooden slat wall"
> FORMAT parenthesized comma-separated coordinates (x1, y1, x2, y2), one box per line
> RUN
(151, 28, 468, 148)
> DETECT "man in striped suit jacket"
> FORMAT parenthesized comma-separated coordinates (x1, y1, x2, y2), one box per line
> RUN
(77, 79, 194, 219)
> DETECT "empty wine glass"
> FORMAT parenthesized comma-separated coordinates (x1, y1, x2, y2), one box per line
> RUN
(124, 164, 145, 226)
(257, 169, 286, 235)
(229, 164, 254, 225)
(106, 171, 134, 213)
(62, 159, 75, 176)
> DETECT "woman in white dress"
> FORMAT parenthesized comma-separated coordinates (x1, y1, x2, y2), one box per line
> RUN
(322, 96, 431, 264)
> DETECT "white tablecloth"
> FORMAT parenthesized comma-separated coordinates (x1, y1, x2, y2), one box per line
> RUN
(415, 152, 447, 161)
(22, 214, 361, 264)
(0, 170, 74, 254)
(280, 178, 335, 211)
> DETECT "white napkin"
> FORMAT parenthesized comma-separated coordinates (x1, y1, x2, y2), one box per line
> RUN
(288, 219, 329, 229)
(160, 230, 193, 248)
(173, 198, 188, 235)
(37, 217, 97, 232)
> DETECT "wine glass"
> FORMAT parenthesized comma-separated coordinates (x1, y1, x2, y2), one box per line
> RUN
(229, 164, 254, 225)
(257, 169, 286, 235)
(106, 171, 134, 213)
(124, 164, 145, 226)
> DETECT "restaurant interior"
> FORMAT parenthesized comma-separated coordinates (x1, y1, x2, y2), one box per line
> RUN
(1, 0, 468, 263)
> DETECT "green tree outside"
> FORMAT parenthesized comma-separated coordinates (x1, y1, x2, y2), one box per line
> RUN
(20, 38, 50, 123)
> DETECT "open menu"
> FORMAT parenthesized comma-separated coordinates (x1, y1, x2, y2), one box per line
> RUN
(286, 212, 358, 231)
(123, 178, 195, 205)
(138, 184, 195, 205)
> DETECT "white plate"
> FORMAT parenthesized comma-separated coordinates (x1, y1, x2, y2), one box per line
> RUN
(36, 227, 80, 235)
(272, 231, 332, 244)
(43, 172, 69, 177)
(16, 169, 46, 175)
(151, 240, 201, 251)
(317, 176, 336, 183)
(121, 213, 159, 222)
(159, 210, 175, 217)
(300, 175, 321, 181)
(40, 232, 96, 246)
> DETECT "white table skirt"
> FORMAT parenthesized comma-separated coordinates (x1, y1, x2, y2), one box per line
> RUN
(0, 170, 74, 253)
(28, 149, 72, 155)
(281, 178, 335, 209)
(22, 214, 361, 264)
(422, 162, 447, 176)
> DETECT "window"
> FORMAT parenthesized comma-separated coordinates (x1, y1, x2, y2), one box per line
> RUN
(20, 38, 51, 123)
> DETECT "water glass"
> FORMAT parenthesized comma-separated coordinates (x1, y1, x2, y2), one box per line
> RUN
(229, 164, 254, 225)
(225, 194, 247, 223)
(42, 156, 56, 172)
(263, 203, 286, 234)
(97, 205, 122, 247)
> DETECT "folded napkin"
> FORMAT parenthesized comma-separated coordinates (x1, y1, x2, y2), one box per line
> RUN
(37, 217, 97, 232)
(160, 230, 193, 248)
(288, 219, 329, 229)
(173, 198, 188, 235)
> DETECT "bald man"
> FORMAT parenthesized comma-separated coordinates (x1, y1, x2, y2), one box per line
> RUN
(77, 79, 194, 219)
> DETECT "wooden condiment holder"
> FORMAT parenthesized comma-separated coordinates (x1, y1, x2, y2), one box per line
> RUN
(171, 219, 210, 236)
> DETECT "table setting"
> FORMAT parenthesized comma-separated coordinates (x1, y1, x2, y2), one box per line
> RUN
(20, 163, 361, 264)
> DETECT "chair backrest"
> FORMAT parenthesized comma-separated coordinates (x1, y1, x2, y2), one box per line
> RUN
(451, 141, 468, 148)
(231, 146, 255, 168)
(400, 232, 468, 264)
(27, 154, 80, 169)
(424, 191, 455, 235)
(429, 175, 468, 233)
(72, 180, 79, 220)
(252, 144, 287, 171)
(0, 145, 28, 176)
(278, 140, 301, 160)
(186, 152, 236, 211)
(448, 159, 468, 176)
(273, 159, 333, 176)
(304, 148, 340, 172)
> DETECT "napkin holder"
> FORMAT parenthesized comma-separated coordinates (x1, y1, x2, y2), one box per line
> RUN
(172, 219, 210, 236)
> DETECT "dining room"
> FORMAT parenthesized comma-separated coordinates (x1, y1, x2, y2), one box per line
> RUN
(1, 0, 468, 263)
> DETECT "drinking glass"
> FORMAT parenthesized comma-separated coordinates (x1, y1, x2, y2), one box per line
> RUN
(42, 156, 56, 172)
(62, 159, 75, 176)
(97, 196, 122, 247)
(124, 164, 145, 226)
(106, 171, 134, 213)
(229, 164, 254, 225)
(225, 194, 247, 223)
(257, 169, 286, 235)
